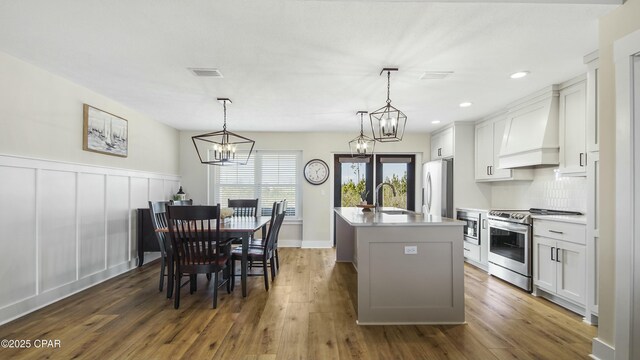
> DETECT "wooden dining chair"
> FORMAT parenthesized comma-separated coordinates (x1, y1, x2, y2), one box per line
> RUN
(170, 199, 193, 206)
(231, 201, 285, 291)
(227, 198, 259, 218)
(166, 204, 233, 309)
(148, 201, 171, 295)
(249, 199, 286, 273)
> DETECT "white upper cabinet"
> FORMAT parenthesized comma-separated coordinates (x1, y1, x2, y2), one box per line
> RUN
(475, 114, 533, 182)
(558, 76, 587, 176)
(430, 126, 454, 160)
(585, 52, 599, 153)
(475, 120, 493, 180)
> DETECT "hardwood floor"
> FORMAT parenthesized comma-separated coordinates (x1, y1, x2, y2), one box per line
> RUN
(0, 248, 596, 359)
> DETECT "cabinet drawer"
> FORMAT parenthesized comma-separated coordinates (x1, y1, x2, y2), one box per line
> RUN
(463, 242, 481, 263)
(533, 220, 586, 245)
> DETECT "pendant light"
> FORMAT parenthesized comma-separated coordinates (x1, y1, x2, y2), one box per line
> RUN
(369, 68, 407, 142)
(192, 98, 255, 165)
(349, 111, 375, 158)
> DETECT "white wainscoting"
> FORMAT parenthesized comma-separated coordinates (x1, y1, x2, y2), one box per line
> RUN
(0, 154, 180, 325)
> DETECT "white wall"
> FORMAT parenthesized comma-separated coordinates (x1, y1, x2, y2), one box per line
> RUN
(0, 51, 181, 324)
(597, 0, 640, 352)
(179, 131, 430, 247)
(0, 51, 179, 174)
(0, 155, 179, 325)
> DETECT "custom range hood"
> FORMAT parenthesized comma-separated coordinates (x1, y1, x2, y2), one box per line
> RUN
(499, 85, 560, 168)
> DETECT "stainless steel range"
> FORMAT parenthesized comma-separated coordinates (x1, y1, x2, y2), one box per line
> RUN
(487, 210, 533, 292)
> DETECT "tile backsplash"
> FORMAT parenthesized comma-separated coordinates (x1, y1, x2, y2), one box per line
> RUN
(491, 167, 587, 213)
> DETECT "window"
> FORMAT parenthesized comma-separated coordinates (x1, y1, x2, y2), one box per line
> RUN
(213, 151, 301, 219)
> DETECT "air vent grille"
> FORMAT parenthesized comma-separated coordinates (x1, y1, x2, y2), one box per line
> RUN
(419, 71, 453, 80)
(189, 68, 223, 78)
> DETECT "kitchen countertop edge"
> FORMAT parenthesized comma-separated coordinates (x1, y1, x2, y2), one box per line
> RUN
(531, 214, 587, 225)
(334, 207, 464, 227)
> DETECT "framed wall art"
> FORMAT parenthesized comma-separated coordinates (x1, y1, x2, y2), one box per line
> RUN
(83, 104, 128, 157)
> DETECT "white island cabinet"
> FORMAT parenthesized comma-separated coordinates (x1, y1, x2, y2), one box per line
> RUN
(334, 207, 465, 325)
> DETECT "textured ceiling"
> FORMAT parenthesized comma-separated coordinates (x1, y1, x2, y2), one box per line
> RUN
(0, 1, 616, 133)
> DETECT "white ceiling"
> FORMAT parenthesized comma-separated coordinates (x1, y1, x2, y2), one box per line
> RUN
(0, 1, 617, 133)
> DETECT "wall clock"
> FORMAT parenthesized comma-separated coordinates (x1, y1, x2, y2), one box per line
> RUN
(304, 159, 329, 185)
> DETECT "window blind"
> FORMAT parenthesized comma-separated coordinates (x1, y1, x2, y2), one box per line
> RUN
(214, 151, 300, 218)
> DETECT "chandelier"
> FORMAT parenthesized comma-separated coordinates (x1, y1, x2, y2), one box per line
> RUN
(349, 111, 375, 158)
(369, 68, 407, 142)
(192, 98, 255, 165)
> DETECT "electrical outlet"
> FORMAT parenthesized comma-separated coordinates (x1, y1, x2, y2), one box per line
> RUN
(404, 246, 418, 255)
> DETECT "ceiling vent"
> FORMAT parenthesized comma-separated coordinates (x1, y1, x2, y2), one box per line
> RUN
(189, 68, 223, 78)
(419, 71, 453, 80)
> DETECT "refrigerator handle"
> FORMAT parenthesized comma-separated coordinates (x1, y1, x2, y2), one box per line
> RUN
(426, 172, 432, 212)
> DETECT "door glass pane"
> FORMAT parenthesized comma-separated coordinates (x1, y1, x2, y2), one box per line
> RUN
(341, 162, 368, 207)
(380, 163, 408, 209)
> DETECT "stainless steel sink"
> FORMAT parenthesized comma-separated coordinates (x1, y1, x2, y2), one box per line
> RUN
(378, 210, 411, 215)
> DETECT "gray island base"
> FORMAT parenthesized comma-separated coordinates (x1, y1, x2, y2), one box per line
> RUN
(334, 207, 465, 325)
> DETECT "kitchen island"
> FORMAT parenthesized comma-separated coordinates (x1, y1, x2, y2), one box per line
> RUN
(334, 207, 465, 325)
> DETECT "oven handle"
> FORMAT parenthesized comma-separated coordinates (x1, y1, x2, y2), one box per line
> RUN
(488, 219, 530, 233)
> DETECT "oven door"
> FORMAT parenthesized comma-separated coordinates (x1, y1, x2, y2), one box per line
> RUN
(487, 219, 531, 276)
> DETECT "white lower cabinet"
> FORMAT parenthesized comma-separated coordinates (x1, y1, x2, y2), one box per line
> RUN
(533, 236, 556, 292)
(533, 220, 587, 309)
(463, 242, 481, 263)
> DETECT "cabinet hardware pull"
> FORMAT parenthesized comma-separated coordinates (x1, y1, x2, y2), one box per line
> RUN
(489, 166, 493, 175)
(556, 248, 561, 263)
(487, 166, 490, 175)
(464, 248, 470, 252)
(438, 148, 442, 157)
(482, 219, 487, 229)
(579, 153, 585, 167)
(549, 230, 564, 234)
(551, 247, 555, 261)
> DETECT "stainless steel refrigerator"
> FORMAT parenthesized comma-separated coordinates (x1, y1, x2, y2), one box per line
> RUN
(422, 159, 453, 218)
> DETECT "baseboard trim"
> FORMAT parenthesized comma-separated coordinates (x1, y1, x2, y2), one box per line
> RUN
(301, 240, 333, 249)
(278, 239, 302, 248)
(590, 337, 614, 360)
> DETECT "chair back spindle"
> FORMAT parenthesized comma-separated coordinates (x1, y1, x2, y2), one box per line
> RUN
(228, 198, 259, 218)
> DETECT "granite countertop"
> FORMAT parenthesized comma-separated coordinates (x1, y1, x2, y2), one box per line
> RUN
(531, 214, 587, 225)
(334, 207, 464, 227)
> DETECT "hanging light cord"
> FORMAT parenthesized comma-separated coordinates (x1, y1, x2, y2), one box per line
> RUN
(386, 70, 392, 105)
(360, 112, 365, 136)
(222, 100, 227, 131)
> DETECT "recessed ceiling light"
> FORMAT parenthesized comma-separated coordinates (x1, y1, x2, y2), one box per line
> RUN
(459, 102, 472, 108)
(510, 71, 529, 79)
(431, 120, 441, 124)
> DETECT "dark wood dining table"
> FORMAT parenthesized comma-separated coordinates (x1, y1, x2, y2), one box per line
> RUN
(156, 216, 270, 297)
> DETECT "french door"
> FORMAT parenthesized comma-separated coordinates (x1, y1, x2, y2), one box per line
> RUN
(375, 155, 415, 211)
(333, 154, 415, 211)
(333, 155, 373, 207)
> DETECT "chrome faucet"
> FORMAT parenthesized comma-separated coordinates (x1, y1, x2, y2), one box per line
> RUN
(375, 182, 396, 210)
